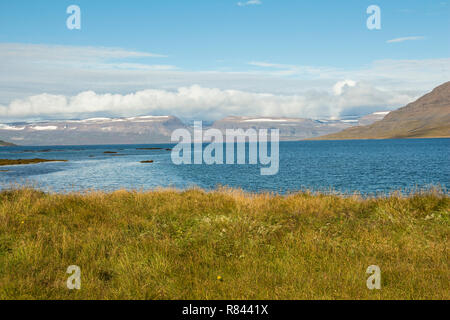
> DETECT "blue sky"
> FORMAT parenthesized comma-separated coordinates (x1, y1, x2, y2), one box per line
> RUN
(1, 0, 448, 68)
(0, 0, 449, 121)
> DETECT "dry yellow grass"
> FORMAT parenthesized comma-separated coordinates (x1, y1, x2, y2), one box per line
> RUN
(0, 187, 448, 300)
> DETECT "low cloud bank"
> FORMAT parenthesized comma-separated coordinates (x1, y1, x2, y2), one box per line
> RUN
(0, 82, 417, 121)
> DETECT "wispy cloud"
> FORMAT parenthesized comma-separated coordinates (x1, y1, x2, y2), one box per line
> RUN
(0, 43, 168, 60)
(249, 61, 289, 68)
(1, 43, 449, 121)
(248, 58, 450, 87)
(237, 0, 262, 7)
(386, 36, 425, 43)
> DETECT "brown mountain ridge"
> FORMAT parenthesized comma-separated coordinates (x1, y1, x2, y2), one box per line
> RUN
(0, 140, 15, 146)
(315, 81, 450, 140)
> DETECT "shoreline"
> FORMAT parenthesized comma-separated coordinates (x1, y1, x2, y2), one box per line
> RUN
(0, 158, 68, 166)
(1, 136, 449, 147)
(0, 185, 448, 199)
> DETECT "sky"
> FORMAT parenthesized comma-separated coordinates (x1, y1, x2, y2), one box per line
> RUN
(0, 0, 449, 121)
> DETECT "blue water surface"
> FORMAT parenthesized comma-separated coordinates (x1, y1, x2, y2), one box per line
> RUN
(0, 139, 448, 195)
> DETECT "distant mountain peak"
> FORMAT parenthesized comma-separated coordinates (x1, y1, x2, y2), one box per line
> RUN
(211, 116, 356, 141)
(0, 115, 185, 146)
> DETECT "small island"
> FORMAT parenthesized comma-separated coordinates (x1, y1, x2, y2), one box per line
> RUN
(0, 158, 68, 166)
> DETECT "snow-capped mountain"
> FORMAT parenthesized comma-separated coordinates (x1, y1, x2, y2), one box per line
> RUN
(0, 116, 186, 145)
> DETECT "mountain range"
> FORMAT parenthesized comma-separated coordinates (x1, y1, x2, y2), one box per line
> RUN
(315, 82, 450, 140)
(1, 82, 448, 145)
(0, 113, 383, 146)
(210, 116, 357, 140)
(0, 116, 186, 146)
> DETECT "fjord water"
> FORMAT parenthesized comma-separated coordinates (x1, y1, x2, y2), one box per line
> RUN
(0, 139, 448, 195)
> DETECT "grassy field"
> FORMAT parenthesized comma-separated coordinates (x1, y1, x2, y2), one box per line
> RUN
(0, 187, 448, 300)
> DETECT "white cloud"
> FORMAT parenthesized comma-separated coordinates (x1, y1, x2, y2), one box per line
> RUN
(0, 83, 418, 121)
(387, 36, 425, 43)
(237, 0, 262, 7)
(0, 43, 448, 121)
(333, 80, 356, 95)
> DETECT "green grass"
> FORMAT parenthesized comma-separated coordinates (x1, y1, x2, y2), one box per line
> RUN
(0, 187, 448, 300)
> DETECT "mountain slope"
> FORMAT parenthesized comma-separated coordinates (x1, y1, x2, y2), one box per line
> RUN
(315, 81, 450, 140)
(0, 140, 15, 146)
